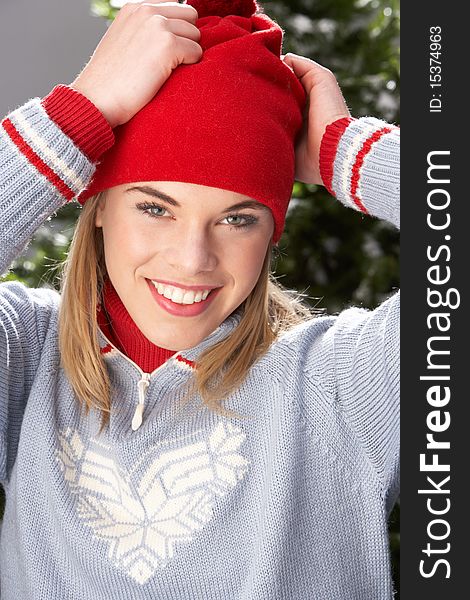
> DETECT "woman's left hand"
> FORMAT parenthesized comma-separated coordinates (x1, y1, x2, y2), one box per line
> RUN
(281, 53, 351, 186)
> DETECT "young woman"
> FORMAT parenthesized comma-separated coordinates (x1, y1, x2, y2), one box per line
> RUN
(0, 1, 399, 598)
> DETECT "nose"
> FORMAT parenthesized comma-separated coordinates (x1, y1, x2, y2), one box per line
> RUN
(163, 224, 218, 276)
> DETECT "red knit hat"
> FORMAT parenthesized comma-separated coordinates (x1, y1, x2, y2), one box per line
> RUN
(78, 0, 306, 243)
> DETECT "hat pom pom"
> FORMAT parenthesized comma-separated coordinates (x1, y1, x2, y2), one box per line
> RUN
(186, 0, 260, 19)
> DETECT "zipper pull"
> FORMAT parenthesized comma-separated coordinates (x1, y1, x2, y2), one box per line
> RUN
(131, 373, 151, 431)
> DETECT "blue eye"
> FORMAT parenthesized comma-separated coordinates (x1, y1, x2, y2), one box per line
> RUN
(136, 202, 169, 218)
(223, 214, 258, 229)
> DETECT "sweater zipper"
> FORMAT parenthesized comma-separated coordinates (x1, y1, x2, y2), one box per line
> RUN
(98, 328, 184, 432)
(132, 373, 151, 431)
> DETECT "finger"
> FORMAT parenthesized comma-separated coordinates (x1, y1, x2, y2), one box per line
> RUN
(161, 17, 202, 43)
(282, 53, 332, 79)
(138, 1, 199, 23)
(177, 36, 204, 64)
(114, 2, 200, 39)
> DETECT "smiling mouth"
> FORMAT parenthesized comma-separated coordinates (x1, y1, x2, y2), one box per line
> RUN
(146, 278, 222, 317)
(146, 279, 221, 305)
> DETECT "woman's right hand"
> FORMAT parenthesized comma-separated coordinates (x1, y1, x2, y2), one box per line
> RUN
(70, 1, 202, 128)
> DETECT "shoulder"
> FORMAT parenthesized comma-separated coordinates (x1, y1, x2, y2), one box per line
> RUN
(259, 312, 338, 397)
(0, 280, 60, 339)
(1, 279, 60, 309)
(264, 291, 399, 392)
(277, 291, 399, 351)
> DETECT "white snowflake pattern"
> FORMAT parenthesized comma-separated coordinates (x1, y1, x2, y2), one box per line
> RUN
(55, 423, 250, 584)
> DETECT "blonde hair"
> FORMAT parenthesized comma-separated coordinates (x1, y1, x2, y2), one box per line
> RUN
(57, 193, 323, 434)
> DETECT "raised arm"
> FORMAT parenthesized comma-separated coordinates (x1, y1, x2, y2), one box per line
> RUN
(0, 87, 113, 275)
(313, 118, 400, 513)
(284, 53, 400, 512)
(281, 51, 399, 229)
(0, 86, 114, 483)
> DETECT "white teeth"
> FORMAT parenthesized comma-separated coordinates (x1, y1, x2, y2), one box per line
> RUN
(182, 291, 195, 304)
(171, 287, 185, 303)
(151, 281, 215, 305)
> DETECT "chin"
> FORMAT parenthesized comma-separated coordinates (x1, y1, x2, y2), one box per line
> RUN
(146, 329, 203, 352)
(140, 311, 223, 351)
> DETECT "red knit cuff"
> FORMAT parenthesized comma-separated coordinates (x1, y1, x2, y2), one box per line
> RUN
(319, 116, 356, 196)
(41, 85, 115, 162)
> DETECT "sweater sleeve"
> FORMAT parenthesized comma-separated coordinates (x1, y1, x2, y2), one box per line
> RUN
(0, 85, 114, 275)
(0, 86, 114, 483)
(310, 117, 400, 514)
(319, 115, 400, 229)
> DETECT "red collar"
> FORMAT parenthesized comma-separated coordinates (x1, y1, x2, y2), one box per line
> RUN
(97, 277, 176, 373)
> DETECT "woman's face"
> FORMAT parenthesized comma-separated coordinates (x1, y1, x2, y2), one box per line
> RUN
(95, 181, 275, 351)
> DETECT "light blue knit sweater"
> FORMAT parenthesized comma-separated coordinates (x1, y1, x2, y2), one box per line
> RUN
(0, 97, 400, 599)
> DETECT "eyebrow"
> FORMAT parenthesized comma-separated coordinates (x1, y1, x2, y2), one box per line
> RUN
(126, 185, 269, 213)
